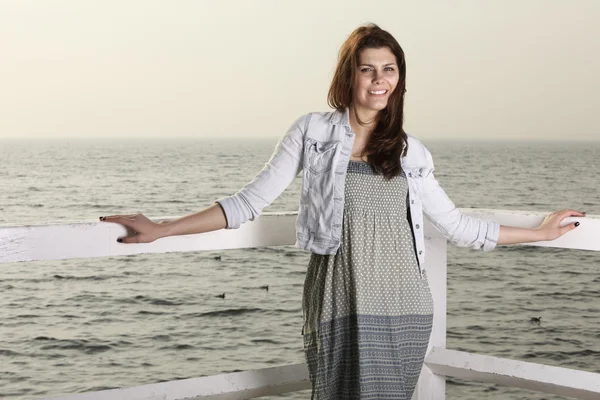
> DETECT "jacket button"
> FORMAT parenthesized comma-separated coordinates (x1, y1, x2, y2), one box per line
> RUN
(411, 200, 414, 204)
(416, 224, 420, 229)
(419, 250, 423, 255)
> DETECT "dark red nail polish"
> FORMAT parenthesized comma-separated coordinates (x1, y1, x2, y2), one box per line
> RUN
(99, 216, 105, 221)
(117, 238, 123, 243)
(575, 222, 580, 227)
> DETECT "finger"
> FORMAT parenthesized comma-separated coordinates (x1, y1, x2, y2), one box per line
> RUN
(101, 216, 131, 224)
(100, 214, 137, 221)
(560, 209, 586, 218)
(559, 222, 580, 236)
(101, 216, 137, 228)
(119, 235, 141, 244)
(119, 234, 155, 244)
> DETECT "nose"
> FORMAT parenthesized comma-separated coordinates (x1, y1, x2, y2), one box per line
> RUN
(372, 71, 384, 84)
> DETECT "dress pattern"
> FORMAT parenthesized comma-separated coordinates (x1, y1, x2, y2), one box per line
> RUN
(302, 160, 434, 399)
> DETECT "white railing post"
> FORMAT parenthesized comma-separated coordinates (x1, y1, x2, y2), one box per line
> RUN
(415, 221, 448, 400)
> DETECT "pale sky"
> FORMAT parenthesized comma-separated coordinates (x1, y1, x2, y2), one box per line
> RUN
(1, 0, 598, 140)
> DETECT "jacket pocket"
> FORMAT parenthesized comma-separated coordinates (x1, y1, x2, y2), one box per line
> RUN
(304, 138, 338, 175)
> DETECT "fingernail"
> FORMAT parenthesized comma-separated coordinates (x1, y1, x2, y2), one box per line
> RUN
(582, 212, 586, 216)
(116, 238, 123, 243)
(575, 222, 580, 227)
(99, 216, 105, 221)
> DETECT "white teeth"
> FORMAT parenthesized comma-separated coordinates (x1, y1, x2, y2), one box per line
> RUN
(369, 90, 387, 95)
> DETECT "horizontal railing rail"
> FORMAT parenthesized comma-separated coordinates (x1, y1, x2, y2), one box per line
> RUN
(1, 210, 597, 265)
(1, 209, 598, 399)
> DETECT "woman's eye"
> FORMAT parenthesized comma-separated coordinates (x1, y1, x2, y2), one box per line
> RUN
(360, 68, 372, 73)
(384, 67, 395, 72)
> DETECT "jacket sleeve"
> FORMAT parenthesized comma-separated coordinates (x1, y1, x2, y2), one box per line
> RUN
(419, 144, 500, 251)
(215, 114, 308, 229)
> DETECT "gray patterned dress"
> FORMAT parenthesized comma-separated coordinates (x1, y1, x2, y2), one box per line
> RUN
(302, 160, 434, 399)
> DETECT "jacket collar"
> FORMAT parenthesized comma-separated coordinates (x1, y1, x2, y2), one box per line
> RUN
(330, 107, 351, 127)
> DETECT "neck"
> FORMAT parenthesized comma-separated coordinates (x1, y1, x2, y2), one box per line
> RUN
(349, 105, 378, 137)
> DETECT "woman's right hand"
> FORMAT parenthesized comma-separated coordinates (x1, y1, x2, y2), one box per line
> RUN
(99, 214, 167, 244)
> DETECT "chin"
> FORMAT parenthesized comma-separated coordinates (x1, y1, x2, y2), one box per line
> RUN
(368, 102, 388, 111)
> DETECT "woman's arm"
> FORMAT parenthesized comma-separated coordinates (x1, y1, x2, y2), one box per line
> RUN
(216, 114, 307, 228)
(99, 203, 227, 244)
(100, 114, 308, 243)
(498, 209, 584, 245)
(418, 144, 500, 251)
(418, 143, 585, 249)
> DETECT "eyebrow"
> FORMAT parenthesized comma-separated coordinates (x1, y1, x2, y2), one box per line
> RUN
(359, 63, 397, 67)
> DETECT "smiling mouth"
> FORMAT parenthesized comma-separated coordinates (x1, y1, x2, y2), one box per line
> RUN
(368, 90, 388, 95)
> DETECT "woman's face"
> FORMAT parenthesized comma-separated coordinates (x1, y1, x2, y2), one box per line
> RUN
(352, 47, 399, 115)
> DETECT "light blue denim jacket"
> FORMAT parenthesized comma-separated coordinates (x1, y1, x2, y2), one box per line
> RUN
(217, 108, 500, 276)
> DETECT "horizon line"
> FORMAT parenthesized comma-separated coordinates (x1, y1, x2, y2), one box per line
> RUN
(0, 136, 598, 142)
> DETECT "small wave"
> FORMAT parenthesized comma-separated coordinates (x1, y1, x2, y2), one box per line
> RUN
(160, 344, 195, 350)
(522, 349, 600, 362)
(151, 335, 171, 341)
(554, 337, 584, 346)
(446, 378, 475, 387)
(85, 386, 120, 392)
(447, 330, 468, 339)
(482, 294, 501, 299)
(465, 325, 485, 331)
(137, 310, 167, 315)
(3, 278, 46, 284)
(0, 349, 23, 356)
(38, 339, 113, 354)
(66, 294, 102, 302)
(513, 286, 536, 292)
(53, 274, 117, 281)
(86, 318, 125, 324)
(250, 339, 280, 345)
(564, 349, 600, 358)
(131, 295, 184, 306)
(89, 204, 118, 209)
(61, 314, 81, 319)
(181, 307, 263, 319)
(266, 308, 302, 314)
(561, 270, 583, 275)
(533, 290, 600, 299)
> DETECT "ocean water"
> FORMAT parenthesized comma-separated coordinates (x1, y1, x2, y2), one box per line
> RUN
(1, 138, 599, 400)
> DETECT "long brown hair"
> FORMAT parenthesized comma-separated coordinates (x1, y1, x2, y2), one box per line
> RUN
(328, 24, 408, 179)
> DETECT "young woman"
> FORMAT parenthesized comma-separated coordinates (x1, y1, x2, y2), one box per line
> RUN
(100, 24, 584, 399)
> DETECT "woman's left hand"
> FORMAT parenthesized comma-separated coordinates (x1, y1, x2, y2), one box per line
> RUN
(535, 209, 585, 241)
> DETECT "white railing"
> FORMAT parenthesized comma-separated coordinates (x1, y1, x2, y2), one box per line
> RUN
(1, 209, 599, 400)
